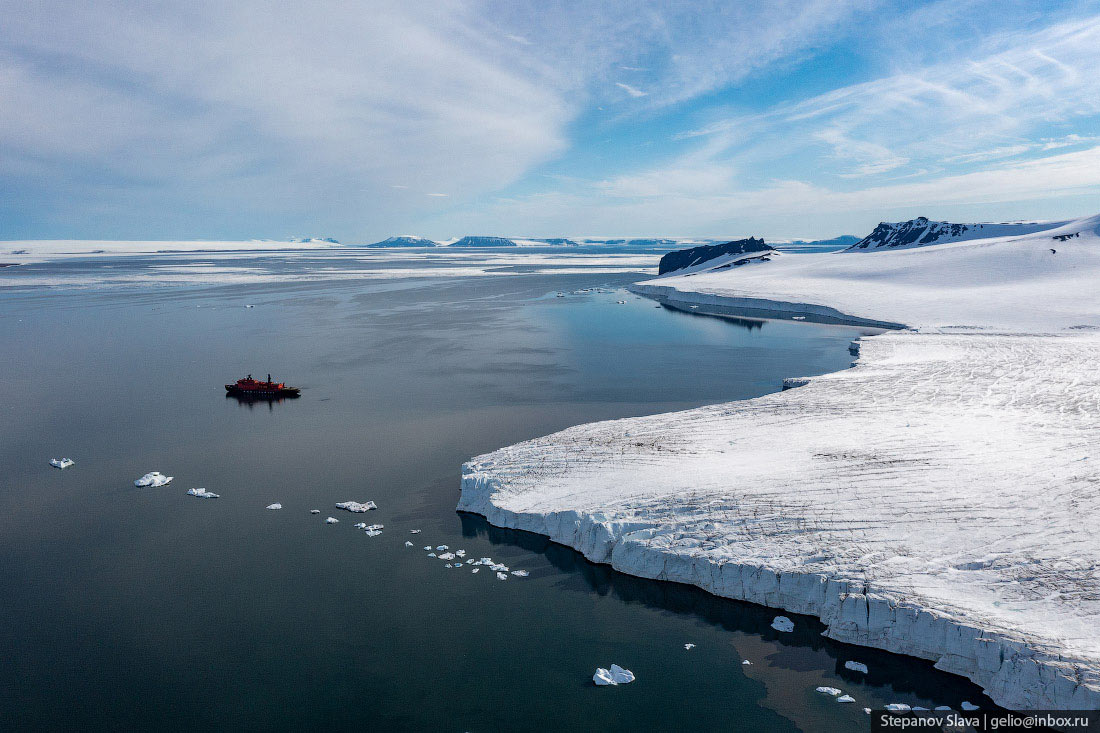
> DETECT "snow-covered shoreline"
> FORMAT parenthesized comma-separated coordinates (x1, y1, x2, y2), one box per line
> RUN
(458, 215, 1100, 711)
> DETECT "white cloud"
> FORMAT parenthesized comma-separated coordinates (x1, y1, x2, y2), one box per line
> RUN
(615, 82, 647, 98)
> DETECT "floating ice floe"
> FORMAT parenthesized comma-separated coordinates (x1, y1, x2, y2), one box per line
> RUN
(423, 546, 432, 551)
(354, 523, 367, 529)
(49, 458, 75, 469)
(490, 563, 509, 572)
(770, 616, 794, 632)
(496, 572, 508, 581)
(471, 568, 480, 574)
(438, 552, 456, 560)
(428, 552, 436, 557)
(961, 702, 979, 711)
(844, 661, 868, 674)
(436, 545, 448, 551)
(884, 704, 911, 712)
(410, 529, 421, 534)
(134, 471, 173, 487)
(863, 708, 872, 715)
(266, 503, 282, 510)
(444, 563, 452, 568)
(324, 516, 339, 524)
(742, 660, 752, 666)
(816, 687, 842, 696)
(310, 509, 320, 514)
(365, 524, 382, 531)
(684, 643, 695, 650)
(335, 500, 377, 513)
(934, 706, 952, 711)
(245, 304, 254, 308)
(511, 570, 529, 577)
(404, 541, 413, 547)
(187, 487, 219, 498)
(454, 550, 466, 557)
(364, 529, 382, 536)
(593, 664, 635, 686)
(837, 695, 855, 703)
(792, 316, 806, 320)
(454, 562, 463, 567)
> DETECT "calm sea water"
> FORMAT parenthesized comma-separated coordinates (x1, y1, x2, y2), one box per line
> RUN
(0, 249, 991, 731)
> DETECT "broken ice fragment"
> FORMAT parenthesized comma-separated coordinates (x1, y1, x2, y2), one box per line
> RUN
(438, 552, 455, 560)
(428, 552, 436, 557)
(335, 500, 377, 513)
(471, 568, 480, 574)
(444, 563, 452, 568)
(742, 660, 752, 666)
(49, 458, 75, 469)
(593, 664, 635, 685)
(410, 529, 421, 534)
(365, 524, 383, 531)
(837, 695, 855, 703)
(310, 509, 320, 514)
(186, 487, 219, 498)
(816, 687, 842, 696)
(423, 546, 432, 551)
(884, 704, 911, 712)
(324, 516, 339, 524)
(454, 550, 466, 557)
(961, 702, 978, 711)
(770, 616, 794, 632)
(436, 545, 448, 551)
(404, 541, 414, 547)
(354, 523, 367, 529)
(684, 643, 695, 650)
(266, 503, 282, 510)
(844, 661, 868, 674)
(496, 572, 508, 580)
(134, 471, 173, 487)
(511, 570, 529, 577)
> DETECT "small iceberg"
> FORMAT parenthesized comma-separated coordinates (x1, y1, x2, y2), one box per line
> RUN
(496, 572, 508, 581)
(365, 524, 383, 531)
(511, 570, 529, 577)
(438, 552, 456, 560)
(410, 529, 421, 534)
(471, 568, 480, 574)
(593, 664, 635, 686)
(684, 643, 695, 650)
(742, 660, 752, 666)
(266, 503, 282, 510)
(837, 695, 855, 703)
(454, 550, 466, 557)
(135, 472, 173, 487)
(324, 516, 339, 524)
(816, 687, 842, 696)
(404, 541, 413, 547)
(428, 552, 436, 557)
(423, 546, 432, 551)
(354, 522, 367, 529)
(770, 616, 794, 632)
(844, 661, 868, 674)
(49, 458, 75, 469)
(884, 703, 911, 712)
(364, 529, 382, 537)
(186, 487, 219, 498)
(335, 500, 377, 513)
(436, 545, 448, 551)
(961, 702, 979, 711)
(310, 509, 320, 514)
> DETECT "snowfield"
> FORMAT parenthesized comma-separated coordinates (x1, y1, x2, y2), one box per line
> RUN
(459, 214, 1100, 711)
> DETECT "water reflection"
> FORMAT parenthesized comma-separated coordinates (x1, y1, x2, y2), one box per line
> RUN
(458, 512, 996, 710)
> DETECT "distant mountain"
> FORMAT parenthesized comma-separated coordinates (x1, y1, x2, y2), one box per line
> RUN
(846, 218, 1062, 252)
(448, 236, 518, 247)
(291, 237, 339, 243)
(365, 236, 438, 248)
(534, 238, 580, 246)
(658, 237, 772, 275)
(788, 235, 860, 248)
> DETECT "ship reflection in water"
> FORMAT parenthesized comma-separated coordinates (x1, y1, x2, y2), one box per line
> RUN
(225, 391, 298, 410)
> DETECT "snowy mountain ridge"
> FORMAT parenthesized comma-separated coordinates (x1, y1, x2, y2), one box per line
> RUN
(845, 216, 1066, 252)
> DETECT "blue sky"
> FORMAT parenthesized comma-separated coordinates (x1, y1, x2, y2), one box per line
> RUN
(3, 0, 1100, 241)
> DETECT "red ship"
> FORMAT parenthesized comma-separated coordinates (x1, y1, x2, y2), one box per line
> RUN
(225, 374, 301, 397)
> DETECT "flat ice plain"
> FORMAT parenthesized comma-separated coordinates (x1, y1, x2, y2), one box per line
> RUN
(459, 215, 1100, 710)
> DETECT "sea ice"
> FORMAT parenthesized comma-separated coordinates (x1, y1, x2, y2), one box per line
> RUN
(845, 661, 869, 674)
(324, 517, 338, 524)
(365, 524, 383, 531)
(770, 616, 794, 633)
(884, 704, 911, 712)
(496, 572, 508, 581)
(816, 687, 842, 696)
(961, 702, 979, 711)
(335, 500, 377, 513)
(471, 568, 480, 574)
(593, 664, 635, 686)
(511, 570, 529, 577)
(742, 660, 752, 666)
(837, 695, 855, 703)
(404, 541, 414, 547)
(410, 529, 421, 534)
(186, 487, 219, 498)
(134, 471, 173, 487)
(49, 458, 74, 469)
(684, 643, 695, 650)
(439, 552, 456, 560)
(354, 523, 367, 529)
(428, 553, 436, 557)
(423, 546, 432, 551)
(266, 503, 282, 510)
(436, 545, 448, 550)
(310, 509, 320, 514)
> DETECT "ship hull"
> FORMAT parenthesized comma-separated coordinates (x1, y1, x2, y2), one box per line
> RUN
(225, 385, 300, 397)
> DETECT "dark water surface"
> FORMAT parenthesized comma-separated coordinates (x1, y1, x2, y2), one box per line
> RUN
(0, 250, 990, 731)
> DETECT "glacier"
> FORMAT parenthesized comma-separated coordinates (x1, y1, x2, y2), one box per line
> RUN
(458, 214, 1100, 711)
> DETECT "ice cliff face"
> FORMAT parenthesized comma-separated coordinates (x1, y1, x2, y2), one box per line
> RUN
(845, 217, 1063, 251)
(657, 238, 771, 275)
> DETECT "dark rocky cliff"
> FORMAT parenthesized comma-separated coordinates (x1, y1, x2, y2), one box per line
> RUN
(658, 237, 770, 275)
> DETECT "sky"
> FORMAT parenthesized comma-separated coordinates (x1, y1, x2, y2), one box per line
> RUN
(3, 0, 1100, 242)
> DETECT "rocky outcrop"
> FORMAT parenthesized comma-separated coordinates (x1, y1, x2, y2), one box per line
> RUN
(658, 237, 770, 274)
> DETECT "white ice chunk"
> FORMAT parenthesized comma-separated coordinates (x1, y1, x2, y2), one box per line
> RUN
(770, 616, 794, 632)
(410, 529, 421, 534)
(436, 545, 448, 551)
(961, 702, 979, 711)
(266, 503, 282, 510)
(742, 660, 752, 666)
(335, 500, 377, 513)
(684, 643, 695, 650)
(454, 550, 466, 557)
(844, 661, 869, 674)
(324, 516, 339, 524)
(49, 458, 75, 469)
(837, 695, 855, 703)
(365, 524, 383, 531)
(471, 568, 480, 574)
(934, 706, 952, 711)
(816, 687, 842, 696)
(511, 570, 529, 577)
(885, 704, 911, 712)
(445, 563, 452, 568)
(423, 546, 432, 551)
(186, 487, 219, 498)
(134, 471, 173, 487)
(354, 523, 367, 529)
(404, 541, 414, 547)
(439, 552, 456, 560)
(428, 552, 436, 557)
(496, 572, 508, 580)
(310, 509, 320, 514)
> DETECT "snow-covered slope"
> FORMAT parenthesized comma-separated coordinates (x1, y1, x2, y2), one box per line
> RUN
(447, 236, 518, 248)
(363, 236, 439, 248)
(459, 213, 1100, 711)
(846, 217, 1066, 252)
